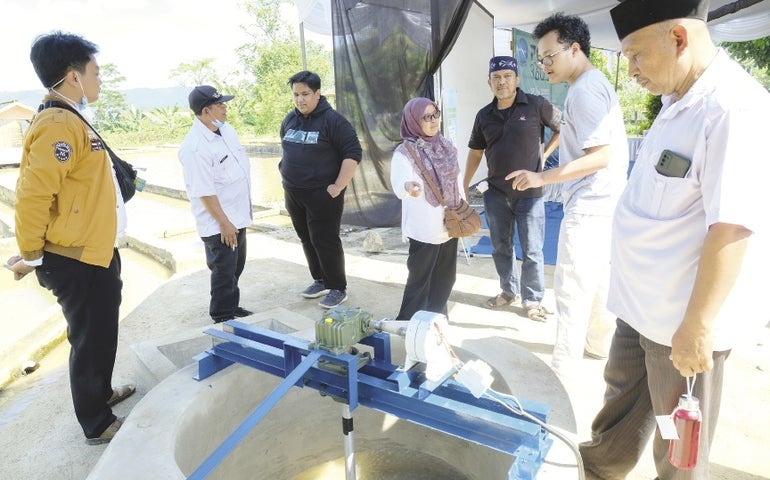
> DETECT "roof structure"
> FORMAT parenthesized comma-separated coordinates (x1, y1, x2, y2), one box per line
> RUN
(296, 0, 770, 50)
(484, 0, 770, 50)
(0, 101, 35, 122)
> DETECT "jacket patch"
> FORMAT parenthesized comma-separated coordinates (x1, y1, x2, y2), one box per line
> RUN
(53, 142, 73, 163)
(89, 133, 105, 151)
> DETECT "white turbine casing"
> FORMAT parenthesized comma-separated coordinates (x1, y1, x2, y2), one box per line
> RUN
(403, 311, 454, 381)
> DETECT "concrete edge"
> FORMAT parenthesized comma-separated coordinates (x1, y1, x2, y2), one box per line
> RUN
(0, 305, 66, 389)
(128, 307, 318, 392)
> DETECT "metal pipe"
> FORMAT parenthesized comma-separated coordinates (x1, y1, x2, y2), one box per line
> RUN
(368, 318, 409, 337)
(342, 404, 357, 480)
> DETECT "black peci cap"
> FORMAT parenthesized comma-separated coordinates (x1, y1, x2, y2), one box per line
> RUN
(610, 0, 709, 41)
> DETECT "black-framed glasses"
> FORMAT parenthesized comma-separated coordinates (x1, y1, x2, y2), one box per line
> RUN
(422, 110, 441, 122)
(537, 47, 570, 67)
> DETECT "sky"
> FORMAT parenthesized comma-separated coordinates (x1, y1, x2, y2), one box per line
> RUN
(0, 0, 324, 93)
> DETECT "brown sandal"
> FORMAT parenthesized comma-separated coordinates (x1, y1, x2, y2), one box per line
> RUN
(107, 384, 136, 407)
(525, 304, 551, 322)
(485, 293, 521, 309)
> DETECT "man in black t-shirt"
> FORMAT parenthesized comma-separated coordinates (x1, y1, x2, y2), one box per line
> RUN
(464, 56, 561, 321)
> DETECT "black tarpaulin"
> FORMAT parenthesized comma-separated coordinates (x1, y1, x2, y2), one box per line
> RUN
(332, 0, 473, 226)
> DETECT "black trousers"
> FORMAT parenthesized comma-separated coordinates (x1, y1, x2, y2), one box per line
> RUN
(396, 237, 458, 320)
(284, 187, 347, 291)
(35, 250, 122, 438)
(202, 228, 247, 321)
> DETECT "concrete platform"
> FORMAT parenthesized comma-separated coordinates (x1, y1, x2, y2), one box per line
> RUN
(1, 147, 769, 479)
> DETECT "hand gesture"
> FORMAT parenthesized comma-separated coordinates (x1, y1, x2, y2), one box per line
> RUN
(505, 170, 544, 191)
(404, 181, 422, 197)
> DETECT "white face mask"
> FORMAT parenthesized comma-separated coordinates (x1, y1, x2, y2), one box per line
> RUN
(212, 119, 225, 129)
(75, 75, 89, 109)
(75, 79, 96, 122)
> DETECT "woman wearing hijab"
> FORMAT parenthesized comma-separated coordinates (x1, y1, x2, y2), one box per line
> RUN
(390, 97, 464, 320)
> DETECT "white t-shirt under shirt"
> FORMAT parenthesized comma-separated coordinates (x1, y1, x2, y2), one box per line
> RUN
(178, 118, 253, 237)
(608, 50, 770, 350)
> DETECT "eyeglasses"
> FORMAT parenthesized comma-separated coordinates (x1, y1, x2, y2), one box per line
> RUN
(537, 47, 570, 67)
(422, 110, 441, 122)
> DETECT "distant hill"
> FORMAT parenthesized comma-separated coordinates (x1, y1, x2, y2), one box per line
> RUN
(0, 86, 189, 110)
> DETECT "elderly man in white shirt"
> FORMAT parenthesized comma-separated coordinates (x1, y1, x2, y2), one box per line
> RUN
(577, 1, 770, 479)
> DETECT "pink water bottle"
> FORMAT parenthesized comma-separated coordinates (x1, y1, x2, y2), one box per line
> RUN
(667, 393, 702, 470)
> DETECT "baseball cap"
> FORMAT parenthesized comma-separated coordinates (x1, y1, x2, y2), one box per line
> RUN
(188, 85, 234, 115)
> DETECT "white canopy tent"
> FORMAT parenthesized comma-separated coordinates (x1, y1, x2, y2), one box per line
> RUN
(293, 0, 770, 225)
(484, 0, 770, 49)
(296, 0, 770, 49)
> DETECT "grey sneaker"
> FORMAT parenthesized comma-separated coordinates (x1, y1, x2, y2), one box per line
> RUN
(301, 280, 330, 299)
(319, 289, 347, 308)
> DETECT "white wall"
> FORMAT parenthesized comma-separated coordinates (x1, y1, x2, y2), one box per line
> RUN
(438, 2, 494, 187)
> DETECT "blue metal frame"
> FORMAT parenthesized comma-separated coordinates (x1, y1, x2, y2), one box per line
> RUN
(190, 320, 552, 480)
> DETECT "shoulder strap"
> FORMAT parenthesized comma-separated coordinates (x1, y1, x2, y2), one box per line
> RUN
(39, 100, 120, 167)
(402, 141, 446, 207)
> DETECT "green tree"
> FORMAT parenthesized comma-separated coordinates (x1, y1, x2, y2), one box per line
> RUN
(169, 58, 220, 88)
(238, 0, 333, 135)
(589, 48, 612, 80)
(723, 38, 770, 89)
(93, 63, 130, 132)
(591, 50, 660, 136)
(149, 105, 191, 137)
(723, 37, 770, 66)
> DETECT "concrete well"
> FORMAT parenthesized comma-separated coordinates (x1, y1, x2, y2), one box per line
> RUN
(89, 310, 574, 480)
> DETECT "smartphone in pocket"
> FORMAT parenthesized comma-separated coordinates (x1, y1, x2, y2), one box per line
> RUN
(655, 149, 691, 178)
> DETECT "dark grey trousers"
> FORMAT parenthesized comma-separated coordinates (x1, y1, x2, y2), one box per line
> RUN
(579, 319, 728, 480)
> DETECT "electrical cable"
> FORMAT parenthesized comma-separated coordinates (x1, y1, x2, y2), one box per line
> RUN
(442, 327, 586, 479)
(485, 390, 586, 480)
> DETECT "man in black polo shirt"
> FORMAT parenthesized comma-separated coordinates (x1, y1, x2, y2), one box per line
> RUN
(464, 56, 561, 321)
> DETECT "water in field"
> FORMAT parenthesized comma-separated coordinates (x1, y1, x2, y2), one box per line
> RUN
(118, 144, 285, 206)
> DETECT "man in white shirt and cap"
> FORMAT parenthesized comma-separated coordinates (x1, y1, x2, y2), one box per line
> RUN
(179, 85, 254, 323)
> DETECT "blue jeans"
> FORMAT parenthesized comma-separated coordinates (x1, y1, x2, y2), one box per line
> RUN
(483, 189, 545, 306)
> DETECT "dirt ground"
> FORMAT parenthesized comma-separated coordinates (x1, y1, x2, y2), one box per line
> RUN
(0, 224, 768, 480)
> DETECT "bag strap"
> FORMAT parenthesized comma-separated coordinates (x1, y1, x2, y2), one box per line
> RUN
(402, 141, 446, 207)
(39, 100, 122, 169)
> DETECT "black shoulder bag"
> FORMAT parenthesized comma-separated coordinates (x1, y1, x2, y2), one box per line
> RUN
(39, 101, 140, 203)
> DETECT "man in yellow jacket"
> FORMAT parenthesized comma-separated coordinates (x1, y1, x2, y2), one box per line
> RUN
(5, 31, 134, 445)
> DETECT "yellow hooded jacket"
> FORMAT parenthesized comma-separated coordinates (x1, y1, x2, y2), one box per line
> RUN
(14, 97, 118, 268)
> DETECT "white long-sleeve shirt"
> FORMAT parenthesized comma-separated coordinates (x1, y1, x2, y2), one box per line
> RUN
(390, 149, 463, 244)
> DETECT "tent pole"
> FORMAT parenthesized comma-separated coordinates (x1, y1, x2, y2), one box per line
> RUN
(300, 21, 307, 71)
